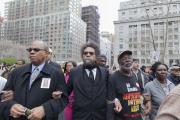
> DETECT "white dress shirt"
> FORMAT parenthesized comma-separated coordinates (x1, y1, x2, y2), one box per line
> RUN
(0, 76, 7, 92)
(85, 68, 97, 80)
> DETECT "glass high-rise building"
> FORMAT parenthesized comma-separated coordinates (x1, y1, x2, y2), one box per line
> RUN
(4, 0, 86, 62)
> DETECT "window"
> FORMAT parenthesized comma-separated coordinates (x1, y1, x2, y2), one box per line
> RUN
(119, 44, 123, 49)
(154, 23, 158, 25)
(174, 42, 179, 45)
(141, 51, 145, 55)
(134, 37, 137, 42)
(159, 22, 164, 25)
(154, 8, 157, 10)
(146, 44, 150, 48)
(160, 43, 164, 47)
(129, 38, 132, 42)
(159, 7, 163, 10)
(174, 28, 178, 32)
(169, 50, 173, 54)
(129, 44, 132, 48)
(134, 51, 137, 55)
(173, 5, 177, 8)
(147, 59, 150, 64)
(141, 59, 145, 64)
(169, 59, 173, 65)
(174, 35, 178, 39)
(146, 50, 150, 55)
(168, 42, 173, 47)
(141, 44, 145, 48)
(134, 44, 137, 48)
(160, 36, 164, 40)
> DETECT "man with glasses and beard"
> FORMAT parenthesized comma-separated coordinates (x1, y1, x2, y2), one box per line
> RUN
(66, 43, 109, 120)
(107, 50, 143, 120)
(0, 40, 68, 120)
(52, 43, 121, 120)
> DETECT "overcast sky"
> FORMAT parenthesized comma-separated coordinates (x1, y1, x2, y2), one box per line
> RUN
(0, 0, 129, 33)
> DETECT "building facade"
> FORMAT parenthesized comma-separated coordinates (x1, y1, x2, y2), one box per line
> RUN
(0, 16, 3, 41)
(114, 0, 180, 66)
(3, 0, 86, 62)
(100, 32, 113, 67)
(82, 5, 100, 46)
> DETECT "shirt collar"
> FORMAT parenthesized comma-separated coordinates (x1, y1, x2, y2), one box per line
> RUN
(167, 79, 173, 86)
(85, 68, 97, 77)
(31, 62, 45, 72)
(85, 68, 97, 72)
(158, 79, 174, 86)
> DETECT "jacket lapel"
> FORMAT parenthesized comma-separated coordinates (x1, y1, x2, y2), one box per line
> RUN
(21, 64, 32, 85)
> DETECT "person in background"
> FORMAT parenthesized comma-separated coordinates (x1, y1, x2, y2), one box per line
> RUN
(132, 59, 152, 119)
(47, 48, 61, 70)
(132, 59, 149, 92)
(167, 64, 180, 86)
(63, 61, 77, 120)
(15, 59, 26, 68)
(112, 66, 117, 73)
(155, 84, 180, 120)
(54, 61, 77, 120)
(1, 59, 25, 79)
(97, 54, 108, 68)
(141, 65, 146, 73)
(144, 62, 175, 120)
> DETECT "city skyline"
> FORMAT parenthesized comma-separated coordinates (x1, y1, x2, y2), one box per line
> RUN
(0, 0, 129, 33)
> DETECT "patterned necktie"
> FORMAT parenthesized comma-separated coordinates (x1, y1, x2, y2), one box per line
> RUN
(29, 67, 40, 89)
(89, 70, 94, 81)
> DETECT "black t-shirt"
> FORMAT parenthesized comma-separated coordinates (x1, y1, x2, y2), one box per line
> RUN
(108, 70, 143, 120)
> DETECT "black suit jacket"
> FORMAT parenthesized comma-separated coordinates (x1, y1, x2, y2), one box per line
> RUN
(48, 61, 61, 70)
(68, 65, 109, 120)
(0, 62, 68, 120)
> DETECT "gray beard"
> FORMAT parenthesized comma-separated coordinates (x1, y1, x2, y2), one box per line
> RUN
(120, 63, 132, 70)
(83, 59, 96, 69)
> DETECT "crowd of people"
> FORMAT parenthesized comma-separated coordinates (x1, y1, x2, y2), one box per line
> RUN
(0, 40, 180, 120)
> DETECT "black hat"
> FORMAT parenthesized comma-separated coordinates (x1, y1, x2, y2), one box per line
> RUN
(118, 50, 132, 62)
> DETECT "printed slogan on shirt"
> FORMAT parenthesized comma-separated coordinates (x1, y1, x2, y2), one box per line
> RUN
(123, 92, 141, 112)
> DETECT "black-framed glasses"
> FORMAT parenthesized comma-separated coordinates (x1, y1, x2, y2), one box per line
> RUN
(26, 48, 44, 52)
(83, 52, 95, 55)
(100, 60, 106, 62)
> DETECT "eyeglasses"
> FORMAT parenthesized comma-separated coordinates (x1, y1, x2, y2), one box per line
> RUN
(26, 48, 44, 52)
(100, 60, 106, 62)
(83, 52, 95, 55)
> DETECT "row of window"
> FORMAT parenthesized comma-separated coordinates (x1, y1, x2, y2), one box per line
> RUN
(121, 4, 180, 16)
